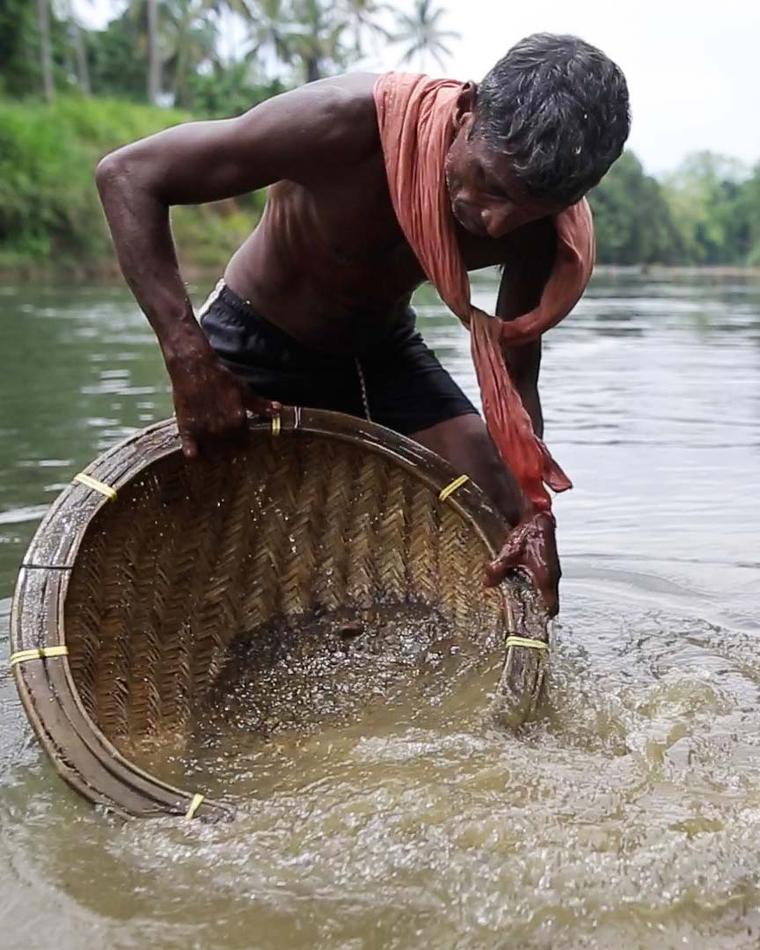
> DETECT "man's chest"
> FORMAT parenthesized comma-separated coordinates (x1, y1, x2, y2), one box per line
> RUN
(298, 159, 516, 286)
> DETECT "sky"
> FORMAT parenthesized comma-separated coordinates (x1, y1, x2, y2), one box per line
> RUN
(80, 0, 760, 175)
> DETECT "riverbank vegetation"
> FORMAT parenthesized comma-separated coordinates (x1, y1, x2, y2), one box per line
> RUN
(2, 0, 759, 276)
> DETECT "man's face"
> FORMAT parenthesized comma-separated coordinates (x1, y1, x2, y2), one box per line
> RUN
(445, 112, 561, 240)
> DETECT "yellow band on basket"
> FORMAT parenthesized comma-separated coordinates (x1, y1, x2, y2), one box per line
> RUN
(185, 793, 204, 820)
(438, 475, 469, 503)
(505, 636, 549, 652)
(10, 646, 69, 667)
(271, 416, 281, 436)
(74, 472, 117, 501)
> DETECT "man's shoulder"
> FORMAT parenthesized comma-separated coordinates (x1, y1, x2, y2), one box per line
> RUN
(274, 73, 381, 161)
(292, 73, 379, 120)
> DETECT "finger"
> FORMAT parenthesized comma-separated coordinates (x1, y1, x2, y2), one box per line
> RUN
(483, 563, 508, 588)
(180, 432, 199, 460)
(546, 566, 561, 617)
(242, 390, 282, 418)
(484, 522, 531, 584)
(484, 559, 538, 590)
(533, 579, 559, 617)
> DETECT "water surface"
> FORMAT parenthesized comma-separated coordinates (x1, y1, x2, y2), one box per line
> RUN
(0, 272, 759, 948)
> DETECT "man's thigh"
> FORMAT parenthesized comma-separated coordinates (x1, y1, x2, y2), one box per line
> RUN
(362, 323, 478, 435)
(410, 413, 522, 526)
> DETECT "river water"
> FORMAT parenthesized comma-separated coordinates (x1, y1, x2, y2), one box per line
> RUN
(0, 272, 759, 948)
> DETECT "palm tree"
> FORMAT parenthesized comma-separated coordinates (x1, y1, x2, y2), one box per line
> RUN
(394, 0, 459, 72)
(233, 0, 348, 84)
(36, 0, 55, 100)
(120, 0, 162, 102)
(242, 0, 298, 73)
(162, 0, 219, 106)
(146, 0, 160, 103)
(341, 0, 393, 59)
(61, 0, 91, 93)
(289, 0, 346, 82)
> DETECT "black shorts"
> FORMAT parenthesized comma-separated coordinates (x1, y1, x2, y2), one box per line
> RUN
(198, 283, 477, 436)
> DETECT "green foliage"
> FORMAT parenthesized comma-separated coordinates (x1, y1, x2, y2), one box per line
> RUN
(743, 168, 760, 266)
(395, 0, 460, 71)
(590, 149, 760, 267)
(186, 64, 286, 118)
(87, 10, 150, 102)
(0, 0, 81, 99)
(0, 0, 40, 98)
(661, 152, 752, 265)
(0, 96, 261, 273)
(0, 2, 758, 270)
(590, 152, 684, 265)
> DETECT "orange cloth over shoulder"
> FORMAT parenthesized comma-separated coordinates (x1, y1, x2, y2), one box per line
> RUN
(373, 72, 595, 512)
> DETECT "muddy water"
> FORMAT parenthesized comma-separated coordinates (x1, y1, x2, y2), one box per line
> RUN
(0, 272, 759, 948)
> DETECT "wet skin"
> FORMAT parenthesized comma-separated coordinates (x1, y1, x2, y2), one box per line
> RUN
(96, 74, 565, 613)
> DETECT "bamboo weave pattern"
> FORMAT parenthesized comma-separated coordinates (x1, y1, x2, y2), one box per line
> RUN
(64, 433, 505, 746)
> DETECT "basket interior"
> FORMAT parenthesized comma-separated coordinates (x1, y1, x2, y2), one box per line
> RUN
(63, 433, 506, 750)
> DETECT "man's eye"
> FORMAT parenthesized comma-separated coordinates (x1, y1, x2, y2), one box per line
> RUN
(483, 179, 509, 201)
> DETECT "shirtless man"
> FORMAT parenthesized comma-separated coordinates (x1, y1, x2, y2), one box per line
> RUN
(96, 33, 630, 616)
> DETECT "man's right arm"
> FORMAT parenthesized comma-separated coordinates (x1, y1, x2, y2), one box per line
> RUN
(95, 81, 372, 456)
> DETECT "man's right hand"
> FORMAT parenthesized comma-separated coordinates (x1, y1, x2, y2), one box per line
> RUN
(169, 350, 280, 459)
(484, 510, 561, 617)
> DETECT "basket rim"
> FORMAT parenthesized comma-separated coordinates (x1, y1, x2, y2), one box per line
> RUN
(11, 408, 513, 821)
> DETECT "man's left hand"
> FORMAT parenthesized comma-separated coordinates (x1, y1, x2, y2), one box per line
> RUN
(484, 510, 561, 616)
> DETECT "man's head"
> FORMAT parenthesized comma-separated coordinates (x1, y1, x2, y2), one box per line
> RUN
(445, 33, 630, 239)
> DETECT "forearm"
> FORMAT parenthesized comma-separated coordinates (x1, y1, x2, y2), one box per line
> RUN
(517, 378, 544, 439)
(500, 335, 544, 440)
(95, 154, 214, 372)
(497, 219, 555, 438)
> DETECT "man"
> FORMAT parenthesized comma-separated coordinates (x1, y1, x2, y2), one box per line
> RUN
(96, 33, 630, 616)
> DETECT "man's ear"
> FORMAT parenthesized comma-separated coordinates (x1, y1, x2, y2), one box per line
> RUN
(453, 81, 478, 132)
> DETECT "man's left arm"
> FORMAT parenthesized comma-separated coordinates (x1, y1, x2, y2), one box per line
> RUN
(487, 217, 561, 615)
(496, 216, 557, 437)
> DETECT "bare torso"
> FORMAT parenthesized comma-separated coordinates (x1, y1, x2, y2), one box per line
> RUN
(94, 70, 564, 612)
(223, 73, 532, 353)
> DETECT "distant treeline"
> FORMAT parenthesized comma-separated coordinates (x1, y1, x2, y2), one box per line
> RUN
(591, 151, 760, 267)
(0, 95, 266, 275)
(2, 0, 759, 272)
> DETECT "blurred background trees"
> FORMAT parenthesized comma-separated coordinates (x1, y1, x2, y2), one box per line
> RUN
(1, 0, 759, 269)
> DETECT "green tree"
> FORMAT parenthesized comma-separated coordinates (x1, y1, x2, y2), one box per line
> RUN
(289, 0, 347, 81)
(146, 0, 160, 102)
(187, 59, 285, 116)
(88, 9, 151, 101)
(394, 0, 459, 71)
(161, 0, 219, 107)
(37, 0, 55, 100)
(743, 164, 760, 266)
(662, 152, 751, 264)
(233, 0, 349, 84)
(57, 0, 91, 94)
(343, 0, 393, 58)
(0, 0, 41, 97)
(590, 151, 684, 265)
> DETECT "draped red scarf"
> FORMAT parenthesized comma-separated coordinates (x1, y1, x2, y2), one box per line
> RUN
(373, 72, 595, 512)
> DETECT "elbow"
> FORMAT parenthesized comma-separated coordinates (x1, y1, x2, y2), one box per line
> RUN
(95, 147, 152, 203)
(95, 149, 127, 199)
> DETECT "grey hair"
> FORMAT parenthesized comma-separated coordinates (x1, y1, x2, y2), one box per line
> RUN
(475, 33, 631, 206)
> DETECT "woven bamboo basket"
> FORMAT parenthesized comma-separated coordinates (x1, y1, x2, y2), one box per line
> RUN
(10, 409, 548, 821)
